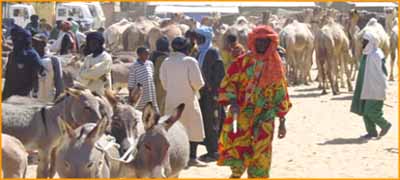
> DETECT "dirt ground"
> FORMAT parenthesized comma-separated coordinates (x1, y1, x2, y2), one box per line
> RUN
(25, 66, 398, 178)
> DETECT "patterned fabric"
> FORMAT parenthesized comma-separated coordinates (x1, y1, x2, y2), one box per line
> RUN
(217, 26, 292, 178)
(128, 60, 159, 112)
(221, 43, 246, 70)
(247, 25, 285, 87)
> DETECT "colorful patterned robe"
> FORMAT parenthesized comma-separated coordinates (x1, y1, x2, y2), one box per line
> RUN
(217, 53, 292, 177)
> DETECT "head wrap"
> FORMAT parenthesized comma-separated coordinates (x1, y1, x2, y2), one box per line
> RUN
(61, 21, 72, 32)
(362, 31, 379, 55)
(86, 32, 105, 57)
(247, 25, 285, 86)
(195, 25, 213, 67)
(86, 32, 105, 45)
(156, 36, 169, 52)
(171, 37, 190, 52)
(10, 25, 43, 66)
(11, 25, 32, 61)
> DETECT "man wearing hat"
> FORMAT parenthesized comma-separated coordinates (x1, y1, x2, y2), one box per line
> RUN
(77, 32, 112, 95)
(32, 33, 64, 102)
(159, 37, 207, 167)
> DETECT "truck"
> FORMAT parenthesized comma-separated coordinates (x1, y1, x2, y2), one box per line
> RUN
(2, 3, 36, 28)
(56, 2, 106, 31)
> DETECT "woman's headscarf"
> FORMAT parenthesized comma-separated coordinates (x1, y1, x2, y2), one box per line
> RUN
(362, 31, 379, 55)
(247, 25, 286, 86)
(195, 25, 213, 68)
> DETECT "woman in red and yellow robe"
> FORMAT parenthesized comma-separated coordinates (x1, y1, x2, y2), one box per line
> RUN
(217, 25, 292, 178)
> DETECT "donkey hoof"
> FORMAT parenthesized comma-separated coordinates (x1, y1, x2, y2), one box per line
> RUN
(321, 91, 328, 95)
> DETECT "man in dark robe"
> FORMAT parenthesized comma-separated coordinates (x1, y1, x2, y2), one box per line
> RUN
(2, 25, 46, 101)
(195, 26, 226, 162)
(149, 36, 169, 115)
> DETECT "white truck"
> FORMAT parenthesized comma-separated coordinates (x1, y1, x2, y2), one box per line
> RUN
(56, 2, 106, 31)
(3, 4, 36, 28)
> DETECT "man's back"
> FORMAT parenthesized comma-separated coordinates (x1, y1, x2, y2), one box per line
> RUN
(160, 52, 204, 101)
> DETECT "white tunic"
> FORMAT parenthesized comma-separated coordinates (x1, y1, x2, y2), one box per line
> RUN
(159, 52, 205, 142)
(78, 51, 112, 95)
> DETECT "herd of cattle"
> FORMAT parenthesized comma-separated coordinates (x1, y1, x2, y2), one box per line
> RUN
(1, 7, 399, 178)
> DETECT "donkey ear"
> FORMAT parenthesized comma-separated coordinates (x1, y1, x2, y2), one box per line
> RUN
(58, 117, 76, 139)
(86, 117, 108, 144)
(129, 84, 143, 107)
(142, 102, 159, 131)
(163, 103, 185, 131)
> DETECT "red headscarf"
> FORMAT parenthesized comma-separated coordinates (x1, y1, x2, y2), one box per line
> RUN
(247, 25, 286, 86)
(61, 21, 72, 32)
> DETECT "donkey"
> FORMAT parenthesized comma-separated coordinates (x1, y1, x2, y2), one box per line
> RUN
(55, 118, 121, 178)
(2, 87, 113, 178)
(2, 133, 28, 178)
(103, 85, 145, 156)
(108, 102, 189, 178)
(55, 85, 146, 178)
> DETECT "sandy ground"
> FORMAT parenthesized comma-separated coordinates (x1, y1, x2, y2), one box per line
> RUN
(25, 66, 399, 178)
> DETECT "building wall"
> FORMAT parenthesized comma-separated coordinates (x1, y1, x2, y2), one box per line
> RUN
(30, 2, 56, 24)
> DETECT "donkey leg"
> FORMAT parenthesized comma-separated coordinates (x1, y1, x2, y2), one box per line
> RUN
(36, 150, 50, 178)
(49, 147, 58, 178)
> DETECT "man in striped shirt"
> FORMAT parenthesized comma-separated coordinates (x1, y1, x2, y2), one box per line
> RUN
(128, 47, 159, 112)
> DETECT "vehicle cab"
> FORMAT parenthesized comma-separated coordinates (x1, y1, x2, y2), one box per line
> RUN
(7, 4, 36, 28)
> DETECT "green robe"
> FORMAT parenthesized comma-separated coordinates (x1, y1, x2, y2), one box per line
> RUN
(350, 55, 367, 116)
(351, 55, 390, 135)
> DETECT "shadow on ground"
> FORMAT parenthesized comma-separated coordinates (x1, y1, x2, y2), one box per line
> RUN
(318, 137, 368, 145)
(290, 93, 323, 98)
(330, 95, 353, 101)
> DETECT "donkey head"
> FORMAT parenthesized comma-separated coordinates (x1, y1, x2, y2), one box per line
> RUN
(60, 87, 107, 128)
(56, 117, 111, 178)
(104, 84, 144, 156)
(133, 102, 185, 178)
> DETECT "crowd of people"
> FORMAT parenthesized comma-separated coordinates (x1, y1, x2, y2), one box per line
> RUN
(2, 13, 392, 178)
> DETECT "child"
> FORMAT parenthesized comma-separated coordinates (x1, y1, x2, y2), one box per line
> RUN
(128, 47, 159, 112)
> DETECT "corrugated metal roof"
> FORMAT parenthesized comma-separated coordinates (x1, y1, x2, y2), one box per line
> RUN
(154, 5, 239, 14)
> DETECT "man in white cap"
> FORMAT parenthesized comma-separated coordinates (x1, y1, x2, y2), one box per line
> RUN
(351, 31, 392, 139)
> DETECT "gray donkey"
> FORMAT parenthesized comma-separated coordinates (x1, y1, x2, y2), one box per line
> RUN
(2, 133, 28, 178)
(108, 102, 190, 178)
(55, 118, 121, 178)
(2, 87, 113, 178)
(103, 86, 145, 156)
(55, 85, 146, 178)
